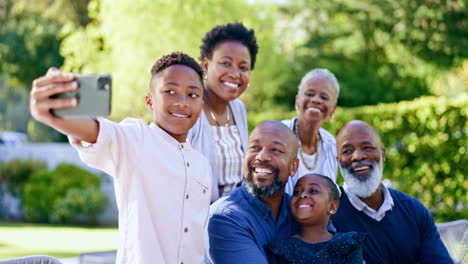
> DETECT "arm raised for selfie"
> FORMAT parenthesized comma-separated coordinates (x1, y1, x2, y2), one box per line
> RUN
(30, 67, 99, 143)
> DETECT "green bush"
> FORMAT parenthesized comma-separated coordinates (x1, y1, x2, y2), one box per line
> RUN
(0, 159, 48, 197)
(22, 163, 103, 223)
(248, 95, 468, 222)
(50, 186, 109, 225)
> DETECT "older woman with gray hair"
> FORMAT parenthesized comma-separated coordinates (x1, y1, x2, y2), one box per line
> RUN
(282, 68, 340, 194)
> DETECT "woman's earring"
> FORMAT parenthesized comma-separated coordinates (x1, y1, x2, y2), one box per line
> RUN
(295, 105, 299, 114)
(203, 74, 207, 80)
(330, 114, 334, 122)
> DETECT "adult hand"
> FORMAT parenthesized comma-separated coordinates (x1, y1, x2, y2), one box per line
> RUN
(30, 67, 78, 126)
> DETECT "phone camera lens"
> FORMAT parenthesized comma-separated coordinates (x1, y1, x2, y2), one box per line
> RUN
(98, 77, 111, 91)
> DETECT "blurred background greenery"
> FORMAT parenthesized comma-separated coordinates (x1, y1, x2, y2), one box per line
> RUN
(0, 0, 466, 221)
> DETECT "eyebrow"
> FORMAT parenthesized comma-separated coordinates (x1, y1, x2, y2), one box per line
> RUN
(220, 56, 249, 63)
(341, 140, 374, 148)
(272, 141, 287, 148)
(165, 81, 201, 90)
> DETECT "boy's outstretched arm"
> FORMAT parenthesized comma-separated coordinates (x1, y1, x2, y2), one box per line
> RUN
(30, 67, 99, 143)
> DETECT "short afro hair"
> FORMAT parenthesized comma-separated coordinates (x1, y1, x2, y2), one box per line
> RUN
(199, 22, 259, 70)
(151, 52, 203, 82)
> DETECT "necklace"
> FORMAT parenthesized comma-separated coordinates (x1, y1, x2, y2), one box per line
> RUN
(208, 106, 231, 127)
(294, 119, 321, 171)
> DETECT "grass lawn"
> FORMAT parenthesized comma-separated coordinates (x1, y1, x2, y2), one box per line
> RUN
(0, 222, 118, 260)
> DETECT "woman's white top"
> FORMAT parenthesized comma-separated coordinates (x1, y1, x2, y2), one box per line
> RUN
(188, 99, 248, 202)
(282, 117, 337, 195)
(211, 125, 244, 196)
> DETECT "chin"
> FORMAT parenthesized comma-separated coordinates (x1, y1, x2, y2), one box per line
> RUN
(340, 160, 383, 198)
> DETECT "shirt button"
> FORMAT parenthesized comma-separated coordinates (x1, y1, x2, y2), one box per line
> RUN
(185, 194, 189, 199)
(184, 227, 188, 232)
(181, 145, 184, 149)
(203, 189, 206, 194)
(186, 162, 190, 167)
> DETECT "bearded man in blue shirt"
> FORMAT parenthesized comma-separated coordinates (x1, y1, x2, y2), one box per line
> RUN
(207, 120, 301, 264)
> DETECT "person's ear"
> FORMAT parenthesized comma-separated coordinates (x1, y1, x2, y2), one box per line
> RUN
(381, 147, 386, 162)
(202, 58, 210, 80)
(145, 93, 153, 111)
(328, 200, 339, 215)
(289, 158, 299, 177)
(294, 95, 299, 114)
(329, 106, 337, 122)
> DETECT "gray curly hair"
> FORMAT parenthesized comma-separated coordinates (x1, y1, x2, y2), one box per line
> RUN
(297, 68, 340, 103)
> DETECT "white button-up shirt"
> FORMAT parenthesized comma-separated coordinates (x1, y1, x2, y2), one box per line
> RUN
(343, 183, 394, 221)
(71, 118, 212, 264)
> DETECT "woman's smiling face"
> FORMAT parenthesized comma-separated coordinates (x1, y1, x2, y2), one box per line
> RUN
(296, 77, 337, 124)
(203, 41, 251, 102)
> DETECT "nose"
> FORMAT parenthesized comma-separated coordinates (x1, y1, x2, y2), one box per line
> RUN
(299, 192, 308, 199)
(228, 67, 241, 78)
(174, 94, 188, 108)
(311, 94, 322, 104)
(352, 148, 367, 161)
(255, 148, 271, 162)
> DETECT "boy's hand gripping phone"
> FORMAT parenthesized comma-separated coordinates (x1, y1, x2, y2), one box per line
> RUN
(52, 74, 112, 117)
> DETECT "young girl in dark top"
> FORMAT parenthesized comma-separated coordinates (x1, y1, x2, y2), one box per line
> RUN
(268, 173, 366, 264)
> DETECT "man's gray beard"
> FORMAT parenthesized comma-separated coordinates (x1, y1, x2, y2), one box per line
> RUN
(339, 160, 383, 198)
(245, 170, 284, 198)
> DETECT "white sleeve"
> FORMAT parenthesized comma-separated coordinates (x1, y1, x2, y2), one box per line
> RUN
(69, 117, 142, 178)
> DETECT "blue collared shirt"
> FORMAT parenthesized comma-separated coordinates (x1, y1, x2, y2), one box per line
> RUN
(207, 184, 299, 264)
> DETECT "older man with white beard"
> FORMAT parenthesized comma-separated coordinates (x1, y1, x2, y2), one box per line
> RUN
(331, 120, 453, 264)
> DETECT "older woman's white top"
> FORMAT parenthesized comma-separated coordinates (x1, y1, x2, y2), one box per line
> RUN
(282, 117, 337, 195)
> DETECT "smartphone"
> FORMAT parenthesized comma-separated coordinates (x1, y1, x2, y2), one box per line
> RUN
(52, 74, 112, 117)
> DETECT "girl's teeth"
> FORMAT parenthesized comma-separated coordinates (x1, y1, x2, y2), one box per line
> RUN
(172, 113, 188, 118)
(298, 205, 311, 208)
(224, 82, 238, 88)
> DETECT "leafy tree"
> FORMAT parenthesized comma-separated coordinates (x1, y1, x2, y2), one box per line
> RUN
(60, 0, 290, 117)
(0, 11, 64, 87)
(275, 0, 467, 108)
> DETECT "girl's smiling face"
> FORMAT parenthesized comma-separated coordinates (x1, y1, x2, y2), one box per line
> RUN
(203, 41, 251, 103)
(290, 174, 338, 225)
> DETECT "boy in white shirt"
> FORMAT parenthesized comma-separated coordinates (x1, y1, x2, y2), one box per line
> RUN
(30, 52, 212, 264)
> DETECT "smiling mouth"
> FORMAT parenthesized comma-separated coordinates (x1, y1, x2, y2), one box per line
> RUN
(306, 107, 321, 113)
(298, 204, 312, 208)
(353, 165, 370, 173)
(254, 167, 273, 174)
(171, 113, 190, 118)
(223, 81, 239, 88)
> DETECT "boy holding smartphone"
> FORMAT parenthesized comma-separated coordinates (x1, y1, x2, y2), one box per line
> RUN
(30, 52, 212, 264)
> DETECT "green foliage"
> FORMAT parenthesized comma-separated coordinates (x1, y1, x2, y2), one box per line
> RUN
(60, 0, 289, 118)
(26, 119, 67, 142)
(276, 0, 467, 108)
(22, 163, 103, 223)
(50, 186, 109, 225)
(0, 11, 64, 87)
(0, 159, 48, 197)
(248, 95, 468, 222)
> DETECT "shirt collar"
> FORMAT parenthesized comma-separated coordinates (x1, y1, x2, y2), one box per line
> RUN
(343, 183, 394, 221)
(149, 122, 192, 150)
(240, 183, 291, 221)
